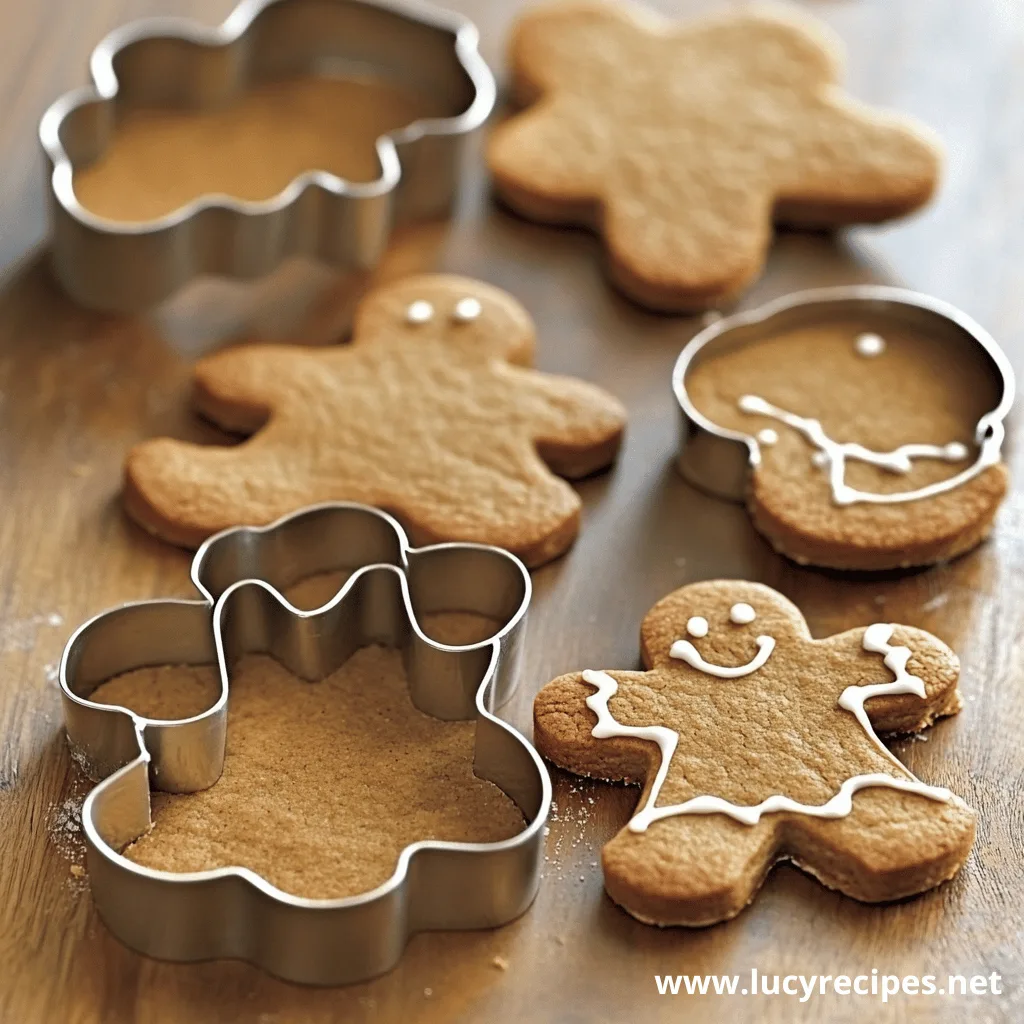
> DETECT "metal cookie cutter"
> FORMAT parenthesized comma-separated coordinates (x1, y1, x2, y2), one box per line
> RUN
(39, 0, 495, 313)
(60, 502, 550, 986)
(672, 285, 1015, 501)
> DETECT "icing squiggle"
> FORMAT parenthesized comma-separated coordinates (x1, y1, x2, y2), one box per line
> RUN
(737, 394, 998, 506)
(669, 635, 775, 678)
(582, 622, 952, 833)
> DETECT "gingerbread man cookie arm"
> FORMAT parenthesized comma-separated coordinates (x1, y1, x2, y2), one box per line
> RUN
(488, 95, 615, 225)
(820, 623, 962, 736)
(533, 671, 661, 785)
(501, 367, 627, 478)
(774, 96, 941, 228)
(189, 344, 313, 434)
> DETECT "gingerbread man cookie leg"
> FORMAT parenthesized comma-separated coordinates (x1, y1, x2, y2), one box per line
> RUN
(534, 581, 975, 926)
(602, 814, 780, 926)
(784, 788, 975, 905)
(123, 275, 626, 566)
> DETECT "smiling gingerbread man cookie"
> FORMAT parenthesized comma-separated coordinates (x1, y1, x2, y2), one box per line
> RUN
(124, 274, 626, 566)
(534, 581, 975, 926)
(489, 1, 940, 311)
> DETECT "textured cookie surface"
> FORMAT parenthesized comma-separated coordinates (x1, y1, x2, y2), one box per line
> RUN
(74, 76, 445, 222)
(488, 1, 941, 310)
(91, 616, 523, 900)
(124, 274, 626, 566)
(533, 580, 975, 926)
(686, 317, 1008, 569)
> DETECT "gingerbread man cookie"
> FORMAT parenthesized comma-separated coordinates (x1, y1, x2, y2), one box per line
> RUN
(534, 581, 974, 926)
(488, 1, 941, 311)
(124, 275, 626, 566)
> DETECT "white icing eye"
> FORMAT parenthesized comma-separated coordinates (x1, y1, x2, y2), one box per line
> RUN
(452, 297, 482, 323)
(406, 300, 434, 324)
(855, 332, 886, 357)
(757, 428, 778, 446)
(729, 603, 756, 625)
(686, 616, 709, 638)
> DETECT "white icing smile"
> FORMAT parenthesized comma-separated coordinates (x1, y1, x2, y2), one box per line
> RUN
(671, 635, 775, 678)
(582, 620, 952, 833)
(737, 393, 995, 506)
(672, 602, 774, 678)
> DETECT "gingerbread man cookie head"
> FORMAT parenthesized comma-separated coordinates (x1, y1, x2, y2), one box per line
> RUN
(489, 1, 941, 311)
(639, 579, 807, 675)
(679, 290, 1013, 570)
(535, 580, 975, 926)
(353, 275, 535, 365)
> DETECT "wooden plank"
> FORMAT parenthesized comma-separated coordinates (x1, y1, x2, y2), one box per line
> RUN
(1, 1, 1022, 1020)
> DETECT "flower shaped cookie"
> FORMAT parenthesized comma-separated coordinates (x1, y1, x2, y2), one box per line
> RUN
(489, 1, 941, 310)
(534, 580, 974, 926)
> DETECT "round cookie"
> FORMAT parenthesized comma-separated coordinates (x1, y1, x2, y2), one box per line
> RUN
(533, 580, 975, 926)
(685, 317, 1009, 570)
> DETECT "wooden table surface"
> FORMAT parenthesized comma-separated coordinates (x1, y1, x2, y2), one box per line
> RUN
(2, 1, 1023, 1021)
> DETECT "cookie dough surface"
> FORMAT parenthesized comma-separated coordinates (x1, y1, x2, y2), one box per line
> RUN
(89, 620, 522, 900)
(686, 317, 1007, 568)
(75, 76, 449, 222)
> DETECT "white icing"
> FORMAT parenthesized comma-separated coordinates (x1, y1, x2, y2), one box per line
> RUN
(757, 428, 779, 446)
(855, 332, 886, 357)
(837, 623, 929, 771)
(582, 621, 952, 834)
(406, 300, 434, 324)
(737, 394, 987, 506)
(729, 602, 756, 625)
(452, 297, 482, 323)
(670, 635, 775, 678)
(686, 616, 708, 638)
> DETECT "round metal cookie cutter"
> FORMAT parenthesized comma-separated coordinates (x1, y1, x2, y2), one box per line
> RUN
(39, 0, 496, 313)
(59, 502, 550, 985)
(672, 285, 1015, 503)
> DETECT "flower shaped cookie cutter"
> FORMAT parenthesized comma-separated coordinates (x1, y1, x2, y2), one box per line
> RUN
(673, 285, 1015, 502)
(59, 503, 550, 985)
(39, 0, 495, 313)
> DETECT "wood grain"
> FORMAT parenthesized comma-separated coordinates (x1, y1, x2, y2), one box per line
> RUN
(1, 1, 1023, 1021)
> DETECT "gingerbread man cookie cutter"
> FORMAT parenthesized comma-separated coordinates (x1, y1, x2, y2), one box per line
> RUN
(59, 503, 550, 985)
(39, 0, 495, 313)
(673, 286, 1014, 535)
